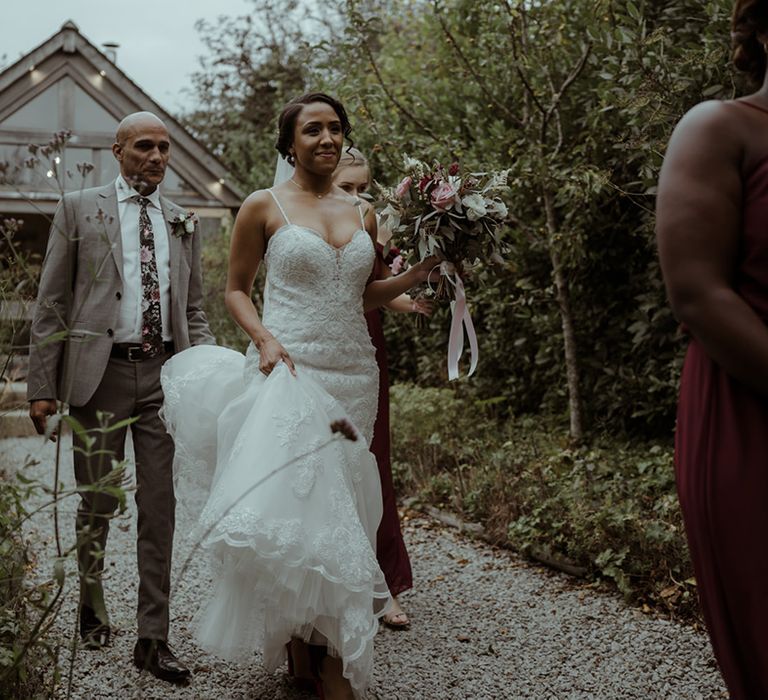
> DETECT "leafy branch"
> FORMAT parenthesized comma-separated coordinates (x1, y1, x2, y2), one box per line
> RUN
(432, 1, 524, 129)
(349, 11, 447, 146)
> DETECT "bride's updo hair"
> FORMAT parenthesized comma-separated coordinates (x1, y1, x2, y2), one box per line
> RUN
(732, 0, 768, 85)
(276, 93, 353, 165)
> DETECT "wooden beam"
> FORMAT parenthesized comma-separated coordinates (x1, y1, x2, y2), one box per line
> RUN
(60, 75, 75, 130)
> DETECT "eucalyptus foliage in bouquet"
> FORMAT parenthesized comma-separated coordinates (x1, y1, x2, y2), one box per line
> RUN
(377, 156, 510, 293)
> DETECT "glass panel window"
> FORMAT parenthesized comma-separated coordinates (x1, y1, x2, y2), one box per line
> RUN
(73, 86, 118, 133)
(0, 86, 59, 131)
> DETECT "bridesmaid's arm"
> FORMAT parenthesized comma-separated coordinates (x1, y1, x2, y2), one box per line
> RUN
(386, 294, 433, 315)
(364, 267, 436, 312)
(386, 294, 417, 313)
(657, 100, 768, 395)
(374, 248, 434, 315)
(225, 191, 296, 374)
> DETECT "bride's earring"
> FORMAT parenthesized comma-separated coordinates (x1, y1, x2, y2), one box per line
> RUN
(287, 151, 295, 166)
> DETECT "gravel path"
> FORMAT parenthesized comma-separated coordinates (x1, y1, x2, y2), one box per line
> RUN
(4, 435, 727, 699)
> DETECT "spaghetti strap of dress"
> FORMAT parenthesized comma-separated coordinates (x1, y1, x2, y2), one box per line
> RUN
(734, 99, 768, 117)
(267, 189, 291, 225)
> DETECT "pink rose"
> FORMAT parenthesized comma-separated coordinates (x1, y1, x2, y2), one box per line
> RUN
(431, 181, 458, 211)
(395, 176, 412, 199)
(140, 245, 152, 263)
(389, 255, 404, 275)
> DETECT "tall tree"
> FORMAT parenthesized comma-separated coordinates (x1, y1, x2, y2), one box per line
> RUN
(187, 0, 739, 438)
(323, 0, 736, 438)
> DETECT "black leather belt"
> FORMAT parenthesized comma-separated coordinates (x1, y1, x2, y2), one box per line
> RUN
(110, 342, 174, 362)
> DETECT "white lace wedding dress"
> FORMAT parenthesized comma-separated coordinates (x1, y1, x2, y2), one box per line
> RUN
(160, 190, 390, 695)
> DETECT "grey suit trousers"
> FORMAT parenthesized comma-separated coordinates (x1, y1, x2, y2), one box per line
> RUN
(71, 349, 175, 641)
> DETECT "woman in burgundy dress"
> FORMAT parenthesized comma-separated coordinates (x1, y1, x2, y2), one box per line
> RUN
(334, 148, 432, 628)
(656, 3, 768, 696)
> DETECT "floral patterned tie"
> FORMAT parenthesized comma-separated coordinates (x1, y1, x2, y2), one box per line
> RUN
(137, 197, 163, 357)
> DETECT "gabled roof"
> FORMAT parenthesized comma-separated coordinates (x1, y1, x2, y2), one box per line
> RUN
(0, 21, 243, 210)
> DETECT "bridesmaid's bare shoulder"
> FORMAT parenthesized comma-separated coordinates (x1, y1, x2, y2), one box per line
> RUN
(668, 100, 747, 166)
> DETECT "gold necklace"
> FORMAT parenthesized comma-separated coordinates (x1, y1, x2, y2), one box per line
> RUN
(289, 177, 332, 199)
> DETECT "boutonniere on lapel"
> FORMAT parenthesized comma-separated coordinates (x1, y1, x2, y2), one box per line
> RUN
(169, 210, 198, 237)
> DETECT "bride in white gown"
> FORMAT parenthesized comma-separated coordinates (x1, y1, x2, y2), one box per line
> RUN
(160, 93, 437, 699)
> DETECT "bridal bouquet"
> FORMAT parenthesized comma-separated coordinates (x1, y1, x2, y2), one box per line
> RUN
(376, 157, 511, 380)
(377, 156, 510, 280)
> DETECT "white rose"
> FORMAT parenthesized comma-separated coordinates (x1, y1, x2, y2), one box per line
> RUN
(403, 155, 422, 171)
(488, 200, 508, 219)
(184, 216, 195, 234)
(461, 193, 487, 221)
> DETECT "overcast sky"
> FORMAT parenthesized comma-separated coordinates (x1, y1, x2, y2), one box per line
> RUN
(1, 0, 256, 115)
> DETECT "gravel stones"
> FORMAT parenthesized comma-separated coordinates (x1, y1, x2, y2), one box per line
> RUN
(5, 435, 727, 699)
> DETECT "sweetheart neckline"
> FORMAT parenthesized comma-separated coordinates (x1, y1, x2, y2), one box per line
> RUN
(268, 223, 368, 253)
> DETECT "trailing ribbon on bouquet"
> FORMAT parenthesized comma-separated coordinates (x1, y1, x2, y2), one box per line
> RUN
(431, 261, 479, 381)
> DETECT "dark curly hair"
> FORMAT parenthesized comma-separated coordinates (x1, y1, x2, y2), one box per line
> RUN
(732, 0, 768, 85)
(275, 93, 353, 165)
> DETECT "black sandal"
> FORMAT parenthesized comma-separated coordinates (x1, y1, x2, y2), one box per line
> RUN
(307, 643, 329, 700)
(285, 639, 316, 693)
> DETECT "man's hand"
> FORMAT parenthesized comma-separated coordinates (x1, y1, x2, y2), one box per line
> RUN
(29, 399, 59, 441)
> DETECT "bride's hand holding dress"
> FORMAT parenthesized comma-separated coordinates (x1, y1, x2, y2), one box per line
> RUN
(257, 338, 295, 375)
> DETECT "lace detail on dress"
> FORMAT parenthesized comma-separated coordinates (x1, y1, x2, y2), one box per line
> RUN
(163, 353, 391, 693)
(293, 437, 325, 498)
(162, 354, 235, 407)
(274, 401, 315, 448)
(262, 224, 378, 444)
(160, 348, 247, 519)
(188, 366, 390, 694)
(159, 210, 388, 697)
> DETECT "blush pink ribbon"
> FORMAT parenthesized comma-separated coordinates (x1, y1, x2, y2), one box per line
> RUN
(432, 262, 479, 381)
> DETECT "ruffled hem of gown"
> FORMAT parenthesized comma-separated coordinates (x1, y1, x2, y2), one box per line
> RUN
(160, 345, 391, 695)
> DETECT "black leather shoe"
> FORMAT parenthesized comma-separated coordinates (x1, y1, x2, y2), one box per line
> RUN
(79, 605, 110, 649)
(133, 639, 191, 683)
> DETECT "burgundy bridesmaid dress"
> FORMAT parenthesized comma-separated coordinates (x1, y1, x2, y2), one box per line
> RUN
(675, 100, 768, 699)
(365, 245, 413, 597)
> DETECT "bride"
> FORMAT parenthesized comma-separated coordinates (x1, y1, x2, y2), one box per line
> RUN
(160, 93, 436, 699)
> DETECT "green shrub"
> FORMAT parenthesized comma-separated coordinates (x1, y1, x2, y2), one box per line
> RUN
(389, 383, 490, 507)
(201, 226, 246, 352)
(1, 218, 40, 368)
(0, 470, 48, 699)
(390, 383, 697, 618)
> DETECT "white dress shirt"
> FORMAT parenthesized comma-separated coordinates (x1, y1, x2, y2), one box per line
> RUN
(113, 174, 172, 343)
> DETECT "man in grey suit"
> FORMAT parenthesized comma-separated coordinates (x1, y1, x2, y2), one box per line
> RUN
(27, 111, 215, 683)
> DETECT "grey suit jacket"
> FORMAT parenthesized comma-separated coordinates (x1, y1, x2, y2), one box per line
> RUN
(27, 181, 216, 407)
